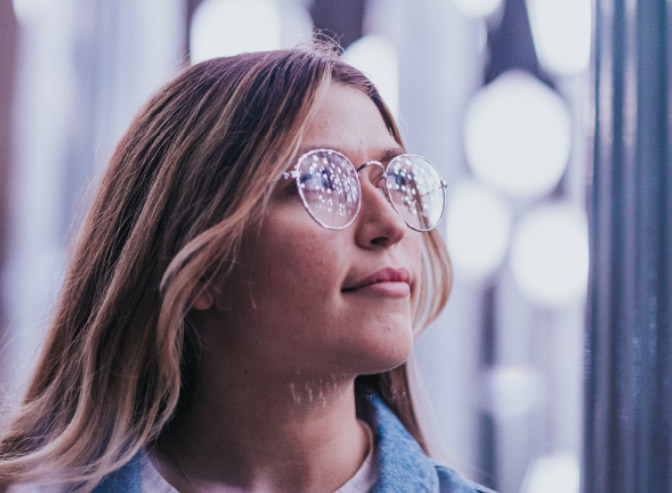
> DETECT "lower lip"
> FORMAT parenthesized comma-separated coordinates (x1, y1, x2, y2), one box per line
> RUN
(345, 282, 410, 298)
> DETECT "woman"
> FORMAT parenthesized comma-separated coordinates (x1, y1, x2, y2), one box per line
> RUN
(0, 45, 491, 492)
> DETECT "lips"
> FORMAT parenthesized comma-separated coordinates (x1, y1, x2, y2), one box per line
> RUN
(342, 267, 411, 296)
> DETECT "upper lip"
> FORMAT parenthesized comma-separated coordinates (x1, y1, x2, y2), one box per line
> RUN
(342, 267, 411, 291)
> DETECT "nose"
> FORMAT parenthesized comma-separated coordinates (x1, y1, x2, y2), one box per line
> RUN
(353, 163, 407, 249)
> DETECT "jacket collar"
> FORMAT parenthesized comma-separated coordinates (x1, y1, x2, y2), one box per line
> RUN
(370, 394, 490, 493)
(369, 394, 440, 491)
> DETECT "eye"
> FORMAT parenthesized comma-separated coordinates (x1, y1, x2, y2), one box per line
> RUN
(300, 168, 335, 192)
(386, 163, 414, 190)
(386, 172, 405, 191)
(384, 168, 417, 211)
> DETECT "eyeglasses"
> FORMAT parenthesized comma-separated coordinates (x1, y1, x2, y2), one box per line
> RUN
(278, 148, 447, 231)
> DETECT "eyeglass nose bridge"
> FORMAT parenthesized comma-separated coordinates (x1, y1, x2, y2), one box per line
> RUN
(354, 160, 404, 222)
(355, 160, 390, 199)
(355, 160, 387, 194)
(356, 160, 385, 174)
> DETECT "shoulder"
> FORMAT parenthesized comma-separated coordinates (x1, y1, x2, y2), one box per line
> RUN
(369, 394, 496, 493)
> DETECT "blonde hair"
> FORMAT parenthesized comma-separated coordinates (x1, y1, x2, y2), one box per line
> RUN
(0, 45, 451, 491)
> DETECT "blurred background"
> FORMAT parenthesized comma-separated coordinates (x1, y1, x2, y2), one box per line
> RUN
(0, 0, 593, 492)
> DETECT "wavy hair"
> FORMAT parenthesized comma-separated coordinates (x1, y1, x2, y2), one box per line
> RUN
(0, 45, 451, 491)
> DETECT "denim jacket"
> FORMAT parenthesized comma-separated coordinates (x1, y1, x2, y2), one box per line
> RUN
(94, 395, 494, 492)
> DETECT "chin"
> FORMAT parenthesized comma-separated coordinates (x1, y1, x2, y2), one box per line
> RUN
(349, 322, 415, 375)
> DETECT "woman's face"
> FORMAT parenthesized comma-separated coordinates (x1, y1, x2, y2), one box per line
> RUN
(201, 83, 422, 380)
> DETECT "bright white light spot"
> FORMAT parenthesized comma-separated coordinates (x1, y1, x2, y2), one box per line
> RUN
(522, 451, 580, 493)
(527, 0, 592, 75)
(343, 35, 399, 116)
(510, 201, 589, 308)
(452, 0, 503, 18)
(190, 0, 282, 63)
(463, 70, 571, 198)
(482, 366, 546, 421)
(278, 2, 314, 48)
(445, 179, 512, 282)
(12, 0, 54, 23)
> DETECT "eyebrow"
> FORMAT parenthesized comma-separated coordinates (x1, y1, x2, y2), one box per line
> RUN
(294, 145, 407, 165)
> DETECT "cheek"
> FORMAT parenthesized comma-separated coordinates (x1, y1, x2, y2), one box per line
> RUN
(247, 226, 343, 313)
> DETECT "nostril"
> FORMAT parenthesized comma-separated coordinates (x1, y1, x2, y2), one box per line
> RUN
(371, 237, 390, 247)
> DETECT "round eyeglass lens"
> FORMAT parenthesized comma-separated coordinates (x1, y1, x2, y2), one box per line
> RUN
(296, 150, 361, 229)
(386, 155, 445, 231)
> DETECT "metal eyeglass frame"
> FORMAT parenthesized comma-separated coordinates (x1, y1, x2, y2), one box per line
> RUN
(279, 148, 447, 232)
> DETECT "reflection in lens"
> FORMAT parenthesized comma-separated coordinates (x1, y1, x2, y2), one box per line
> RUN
(297, 150, 360, 229)
(386, 155, 445, 231)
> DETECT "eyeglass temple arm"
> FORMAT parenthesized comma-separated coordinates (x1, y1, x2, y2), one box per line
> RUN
(279, 170, 300, 180)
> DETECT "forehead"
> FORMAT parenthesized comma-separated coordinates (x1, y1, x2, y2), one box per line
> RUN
(300, 83, 400, 164)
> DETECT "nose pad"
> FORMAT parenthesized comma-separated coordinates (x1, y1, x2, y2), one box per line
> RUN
(354, 161, 407, 248)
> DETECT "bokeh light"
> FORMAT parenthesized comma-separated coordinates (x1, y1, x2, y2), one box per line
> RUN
(343, 35, 399, 116)
(521, 451, 580, 493)
(452, 0, 503, 18)
(482, 366, 546, 422)
(445, 179, 513, 282)
(463, 70, 572, 199)
(191, 0, 312, 62)
(510, 201, 589, 308)
(527, 0, 592, 75)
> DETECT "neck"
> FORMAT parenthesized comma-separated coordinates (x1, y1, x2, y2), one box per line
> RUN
(152, 361, 370, 493)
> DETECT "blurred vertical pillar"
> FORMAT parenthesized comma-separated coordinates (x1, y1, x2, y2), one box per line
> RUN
(2, 0, 186, 401)
(0, 0, 18, 328)
(388, 0, 484, 481)
(309, 0, 364, 49)
(586, 0, 671, 491)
